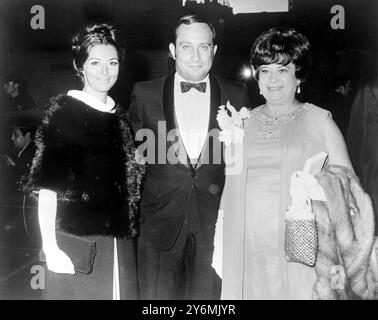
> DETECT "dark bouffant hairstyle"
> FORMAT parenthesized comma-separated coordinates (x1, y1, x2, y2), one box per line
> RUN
(250, 27, 312, 82)
(71, 22, 125, 80)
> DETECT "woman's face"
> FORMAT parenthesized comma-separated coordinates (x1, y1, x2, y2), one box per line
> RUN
(258, 62, 299, 106)
(82, 44, 119, 96)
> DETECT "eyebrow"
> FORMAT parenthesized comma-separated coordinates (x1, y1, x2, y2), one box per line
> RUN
(178, 40, 212, 45)
(87, 57, 119, 61)
(260, 64, 292, 68)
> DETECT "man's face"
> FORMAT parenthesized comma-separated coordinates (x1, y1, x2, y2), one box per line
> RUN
(3, 81, 18, 96)
(11, 128, 28, 149)
(169, 23, 217, 82)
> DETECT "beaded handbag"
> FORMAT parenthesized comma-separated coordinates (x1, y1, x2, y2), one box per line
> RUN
(284, 199, 318, 267)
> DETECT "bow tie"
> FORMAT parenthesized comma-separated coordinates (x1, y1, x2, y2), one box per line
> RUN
(180, 81, 206, 93)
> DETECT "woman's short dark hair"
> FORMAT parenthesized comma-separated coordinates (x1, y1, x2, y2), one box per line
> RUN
(173, 15, 216, 45)
(72, 22, 125, 79)
(250, 27, 312, 82)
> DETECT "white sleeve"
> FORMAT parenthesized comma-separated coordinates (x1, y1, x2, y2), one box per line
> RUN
(38, 189, 59, 252)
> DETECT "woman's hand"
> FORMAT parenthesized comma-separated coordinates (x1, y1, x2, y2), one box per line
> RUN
(38, 189, 75, 274)
(44, 246, 75, 274)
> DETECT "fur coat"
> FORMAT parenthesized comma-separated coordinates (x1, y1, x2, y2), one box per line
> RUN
(313, 165, 377, 299)
(24, 94, 145, 239)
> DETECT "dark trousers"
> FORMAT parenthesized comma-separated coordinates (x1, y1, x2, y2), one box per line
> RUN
(137, 211, 221, 300)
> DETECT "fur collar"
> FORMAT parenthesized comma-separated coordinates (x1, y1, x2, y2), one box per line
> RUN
(24, 94, 145, 239)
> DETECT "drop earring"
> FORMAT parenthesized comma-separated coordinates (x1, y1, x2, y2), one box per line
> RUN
(297, 85, 301, 94)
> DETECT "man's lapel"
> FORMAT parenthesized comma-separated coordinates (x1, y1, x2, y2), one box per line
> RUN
(163, 74, 192, 170)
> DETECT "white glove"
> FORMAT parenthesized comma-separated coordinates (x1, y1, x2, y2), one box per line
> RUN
(43, 246, 75, 274)
(212, 209, 223, 278)
(38, 189, 75, 274)
(289, 170, 327, 211)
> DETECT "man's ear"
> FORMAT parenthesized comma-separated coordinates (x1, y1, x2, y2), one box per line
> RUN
(169, 43, 176, 60)
(213, 44, 218, 56)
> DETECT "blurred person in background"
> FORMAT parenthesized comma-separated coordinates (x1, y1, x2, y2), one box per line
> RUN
(2, 74, 37, 112)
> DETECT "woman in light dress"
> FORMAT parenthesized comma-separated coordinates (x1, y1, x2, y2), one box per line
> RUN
(220, 27, 353, 300)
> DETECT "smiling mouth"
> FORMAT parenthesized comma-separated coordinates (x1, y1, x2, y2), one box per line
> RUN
(268, 86, 283, 91)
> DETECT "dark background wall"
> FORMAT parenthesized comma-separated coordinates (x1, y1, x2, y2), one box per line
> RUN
(0, 0, 376, 108)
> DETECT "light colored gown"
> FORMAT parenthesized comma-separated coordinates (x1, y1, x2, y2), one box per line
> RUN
(221, 103, 331, 300)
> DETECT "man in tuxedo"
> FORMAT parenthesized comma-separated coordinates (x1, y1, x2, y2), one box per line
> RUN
(129, 15, 250, 300)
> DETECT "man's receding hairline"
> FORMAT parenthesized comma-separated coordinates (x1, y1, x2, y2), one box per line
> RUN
(175, 22, 215, 44)
(176, 22, 214, 34)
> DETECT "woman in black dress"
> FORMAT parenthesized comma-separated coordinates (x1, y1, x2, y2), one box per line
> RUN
(25, 23, 144, 299)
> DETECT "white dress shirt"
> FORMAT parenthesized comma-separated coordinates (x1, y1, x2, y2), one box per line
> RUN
(174, 73, 210, 160)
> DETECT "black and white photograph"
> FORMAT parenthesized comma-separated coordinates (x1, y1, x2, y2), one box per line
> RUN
(0, 0, 377, 304)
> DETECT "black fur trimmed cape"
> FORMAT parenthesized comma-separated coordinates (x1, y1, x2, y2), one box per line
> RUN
(24, 94, 145, 239)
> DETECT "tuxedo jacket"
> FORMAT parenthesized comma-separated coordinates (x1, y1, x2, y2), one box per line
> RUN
(129, 73, 250, 250)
